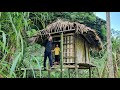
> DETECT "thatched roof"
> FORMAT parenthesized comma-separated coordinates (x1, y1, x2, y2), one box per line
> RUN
(29, 19, 102, 50)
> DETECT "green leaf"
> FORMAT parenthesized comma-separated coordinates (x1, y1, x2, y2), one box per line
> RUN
(10, 52, 21, 77)
(32, 56, 42, 78)
(0, 30, 6, 52)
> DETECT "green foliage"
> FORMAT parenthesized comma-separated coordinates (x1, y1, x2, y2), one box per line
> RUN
(10, 52, 21, 77)
(0, 12, 120, 78)
(111, 29, 120, 38)
(101, 25, 106, 41)
(26, 29, 38, 37)
(0, 30, 6, 53)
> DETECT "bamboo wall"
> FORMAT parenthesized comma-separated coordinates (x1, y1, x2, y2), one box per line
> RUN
(75, 35, 90, 64)
(85, 41, 90, 64)
(63, 33, 75, 64)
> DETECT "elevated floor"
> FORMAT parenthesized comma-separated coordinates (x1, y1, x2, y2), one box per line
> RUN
(21, 63, 96, 72)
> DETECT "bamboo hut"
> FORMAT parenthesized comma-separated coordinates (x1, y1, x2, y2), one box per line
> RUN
(29, 19, 102, 67)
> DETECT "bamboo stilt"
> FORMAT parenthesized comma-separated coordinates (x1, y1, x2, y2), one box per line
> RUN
(60, 32, 63, 78)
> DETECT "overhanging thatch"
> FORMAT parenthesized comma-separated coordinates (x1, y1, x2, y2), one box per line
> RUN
(28, 19, 102, 50)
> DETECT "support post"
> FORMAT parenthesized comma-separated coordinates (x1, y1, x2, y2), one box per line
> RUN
(89, 67, 91, 78)
(48, 61, 51, 78)
(75, 34, 78, 78)
(60, 32, 63, 78)
(68, 68, 70, 78)
(48, 70, 51, 78)
(84, 41, 87, 63)
(26, 70, 28, 78)
(24, 69, 27, 78)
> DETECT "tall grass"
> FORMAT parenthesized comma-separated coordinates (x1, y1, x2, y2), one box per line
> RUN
(32, 56, 42, 78)
(0, 12, 32, 78)
(10, 52, 21, 77)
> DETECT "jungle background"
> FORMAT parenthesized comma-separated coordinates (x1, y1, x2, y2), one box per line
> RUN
(0, 12, 120, 78)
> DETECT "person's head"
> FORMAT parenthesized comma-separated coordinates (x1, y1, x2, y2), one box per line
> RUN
(56, 44, 58, 47)
(48, 35, 52, 41)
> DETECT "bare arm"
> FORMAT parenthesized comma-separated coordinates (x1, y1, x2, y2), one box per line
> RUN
(52, 50, 55, 52)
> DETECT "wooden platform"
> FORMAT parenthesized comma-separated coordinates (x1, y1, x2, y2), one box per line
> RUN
(21, 63, 96, 71)
(21, 67, 55, 71)
(21, 66, 64, 72)
(63, 63, 75, 65)
(78, 63, 96, 69)
(53, 62, 75, 65)
(21, 63, 96, 78)
(62, 63, 96, 69)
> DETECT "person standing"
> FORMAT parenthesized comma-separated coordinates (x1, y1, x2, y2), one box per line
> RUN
(43, 35, 53, 70)
(53, 44, 60, 65)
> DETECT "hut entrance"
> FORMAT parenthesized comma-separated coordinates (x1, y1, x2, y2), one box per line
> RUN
(52, 33, 75, 65)
(52, 37, 60, 63)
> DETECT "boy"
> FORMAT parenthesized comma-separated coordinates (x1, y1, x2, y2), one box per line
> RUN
(53, 44, 60, 64)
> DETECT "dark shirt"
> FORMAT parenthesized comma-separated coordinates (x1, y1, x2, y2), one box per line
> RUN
(44, 39, 53, 52)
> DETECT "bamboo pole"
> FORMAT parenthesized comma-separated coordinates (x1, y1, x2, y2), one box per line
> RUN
(60, 32, 63, 78)
(48, 60, 51, 78)
(39, 29, 75, 36)
(68, 68, 70, 78)
(75, 34, 78, 78)
(84, 41, 87, 63)
(89, 67, 91, 78)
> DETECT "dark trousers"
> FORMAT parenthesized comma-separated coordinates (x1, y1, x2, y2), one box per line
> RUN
(55, 55, 60, 62)
(44, 51, 53, 67)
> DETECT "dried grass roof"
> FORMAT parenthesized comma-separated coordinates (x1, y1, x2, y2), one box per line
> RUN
(29, 19, 102, 50)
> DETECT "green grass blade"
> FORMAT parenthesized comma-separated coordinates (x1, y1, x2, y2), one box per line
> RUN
(2, 31, 6, 52)
(10, 52, 21, 77)
(8, 12, 18, 36)
(30, 63, 36, 78)
(32, 56, 42, 78)
(19, 30, 24, 56)
(23, 70, 27, 78)
(0, 30, 6, 52)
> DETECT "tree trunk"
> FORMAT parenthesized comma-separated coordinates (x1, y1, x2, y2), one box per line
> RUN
(106, 12, 114, 78)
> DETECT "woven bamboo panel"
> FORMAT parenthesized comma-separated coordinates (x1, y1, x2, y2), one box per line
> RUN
(63, 34, 75, 64)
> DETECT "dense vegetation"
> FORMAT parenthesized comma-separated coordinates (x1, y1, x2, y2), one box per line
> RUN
(0, 12, 120, 78)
